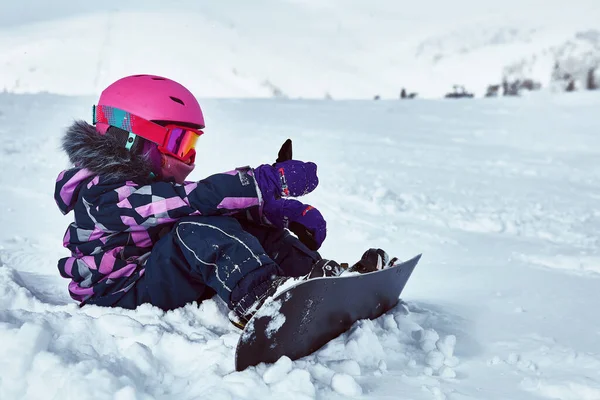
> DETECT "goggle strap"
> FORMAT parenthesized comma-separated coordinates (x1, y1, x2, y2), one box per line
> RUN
(94, 105, 166, 145)
(125, 132, 137, 151)
(92, 105, 97, 125)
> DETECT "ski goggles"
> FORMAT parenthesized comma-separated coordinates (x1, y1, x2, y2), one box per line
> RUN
(93, 105, 203, 164)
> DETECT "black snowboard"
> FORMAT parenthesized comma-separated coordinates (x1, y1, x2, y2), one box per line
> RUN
(235, 254, 421, 371)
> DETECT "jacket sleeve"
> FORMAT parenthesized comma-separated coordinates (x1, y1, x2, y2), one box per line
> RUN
(89, 167, 263, 232)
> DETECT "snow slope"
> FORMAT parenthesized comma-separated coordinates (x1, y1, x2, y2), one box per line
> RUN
(1, 91, 599, 399)
(1, 0, 599, 98)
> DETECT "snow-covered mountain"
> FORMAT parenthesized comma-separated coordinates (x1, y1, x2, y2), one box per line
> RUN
(1, 0, 598, 98)
(499, 28, 599, 89)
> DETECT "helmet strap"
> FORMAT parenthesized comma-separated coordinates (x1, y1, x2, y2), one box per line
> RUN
(125, 132, 137, 151)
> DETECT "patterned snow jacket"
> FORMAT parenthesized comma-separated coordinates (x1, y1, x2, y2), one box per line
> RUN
(54, 121, 263, 306)
(54, 167, 262, 305)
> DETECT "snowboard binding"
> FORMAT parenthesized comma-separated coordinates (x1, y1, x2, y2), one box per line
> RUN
(229, 249, 397, 329)
(348, 248, 399, 274)
(230, 259, 345, 329)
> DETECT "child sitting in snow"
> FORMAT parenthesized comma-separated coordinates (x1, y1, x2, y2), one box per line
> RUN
(54, 75, 393, 328)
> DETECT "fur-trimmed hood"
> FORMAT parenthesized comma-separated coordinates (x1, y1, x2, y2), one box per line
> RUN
(61, 121, 156, 184)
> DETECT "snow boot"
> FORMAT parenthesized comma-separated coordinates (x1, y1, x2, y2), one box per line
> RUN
(230, 250, 398, 329)
(348, 248, 398, 274)
(229, 259, 344, 329)
(305, 259, 346, 279)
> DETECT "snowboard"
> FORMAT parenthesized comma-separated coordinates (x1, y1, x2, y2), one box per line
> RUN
(235, 254, 421, 371)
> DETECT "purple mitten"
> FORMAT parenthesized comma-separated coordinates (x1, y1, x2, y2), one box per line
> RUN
(263, 198, 327, 250)
(254, 160, 318, 201)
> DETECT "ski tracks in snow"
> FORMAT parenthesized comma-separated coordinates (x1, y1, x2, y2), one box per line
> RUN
(488, 335, 600, 400)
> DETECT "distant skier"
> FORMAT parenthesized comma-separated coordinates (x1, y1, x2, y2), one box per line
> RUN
(54, 75, 393, 328)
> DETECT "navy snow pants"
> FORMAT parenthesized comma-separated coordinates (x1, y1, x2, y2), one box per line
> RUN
(115, 216, 320, 310)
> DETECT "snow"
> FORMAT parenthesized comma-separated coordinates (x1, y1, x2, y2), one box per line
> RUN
(261, 299, 285, 339)
(1, 91, 600, 399)
(331, 373, 363, 397)
(262, 356, 293, 384)
(0, 1, 599, 98)
(1, 2, 600, 398)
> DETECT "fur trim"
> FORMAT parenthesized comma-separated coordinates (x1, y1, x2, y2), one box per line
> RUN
(62, 121, 155, 184)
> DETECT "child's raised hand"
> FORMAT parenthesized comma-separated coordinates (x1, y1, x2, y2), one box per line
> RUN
(254, 160, 319, 200)
(254, 138, 326, 249)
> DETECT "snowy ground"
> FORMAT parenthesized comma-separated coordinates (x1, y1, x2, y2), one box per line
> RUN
(1, 91, 599, 399)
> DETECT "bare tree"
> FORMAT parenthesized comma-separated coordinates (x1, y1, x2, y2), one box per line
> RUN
(587, 68, 598, 90)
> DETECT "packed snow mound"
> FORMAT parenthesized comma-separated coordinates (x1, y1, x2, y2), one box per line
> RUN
(0, 0, 598, 98)
(1, 92, 600, 398)
(0, 255, 457, 399)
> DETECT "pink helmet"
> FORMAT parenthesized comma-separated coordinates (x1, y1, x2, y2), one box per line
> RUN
(97, 74, 205, 131)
